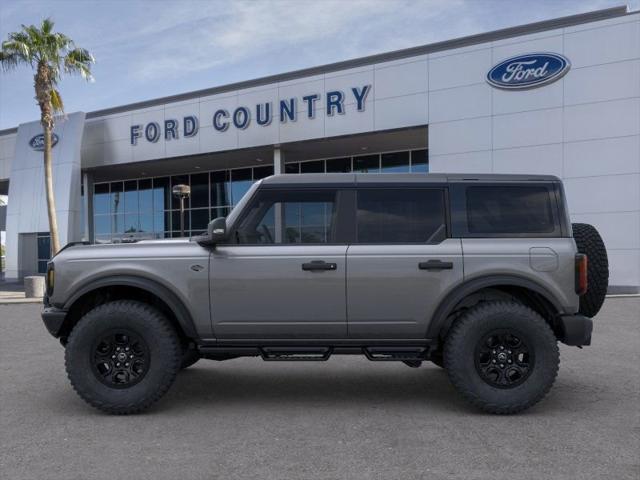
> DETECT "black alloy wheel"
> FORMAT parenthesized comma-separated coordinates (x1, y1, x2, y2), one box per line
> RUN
(92, 330, 150, 388)
(474, 330, 533, 388)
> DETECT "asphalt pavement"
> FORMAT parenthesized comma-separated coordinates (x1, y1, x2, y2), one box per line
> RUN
(1, 298, 639, 480)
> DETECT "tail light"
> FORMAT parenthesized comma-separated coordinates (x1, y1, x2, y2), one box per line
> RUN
(46, 262, 55, 297)
(575, 254, 588, 295)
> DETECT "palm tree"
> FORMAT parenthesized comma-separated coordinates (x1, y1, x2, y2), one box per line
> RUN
(0, 18, 94, 255)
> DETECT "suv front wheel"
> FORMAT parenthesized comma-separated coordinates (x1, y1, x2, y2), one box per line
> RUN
(444, 301, 559, 414)
(65, 300, 182, 414)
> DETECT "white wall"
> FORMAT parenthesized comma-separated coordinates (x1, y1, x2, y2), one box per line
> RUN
(0, 133, 16, 181)
(428, 13, 640, 291)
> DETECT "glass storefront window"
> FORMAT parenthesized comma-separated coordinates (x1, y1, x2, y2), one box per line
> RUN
(112, 213, 124, 234)
(284, 163, 300, 174)
(230, 168, 252, 204)
(37, 232, 50, 273)
(171, 210, 190, 234)
(381, 151, 410, 173)
(190, 208, 210, 233)
(139, 179, 153, 212)
(300, 160, 324, 173)
(124, 213, 139, 233)
(190, 173, 209, 208)
(211, 206, 230, 220)
(94, 215, 111, 236)
(411, 149, 429, 173)
(94, 183, 110, 215)
(153, 177, 170, 211)
(253, 165, 272, 180)
(110, 182, 123, 216)
(353, 154, 380, 173)
(211, 170, 230, 207)
(139, 212, 153, 233)
(326, 157, 351, 173)
(124, 180, 138, 213)
(91, 149, 427, 243)
(153, 211, 169, 233)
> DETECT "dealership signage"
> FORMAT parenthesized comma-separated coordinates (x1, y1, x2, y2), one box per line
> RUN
(487, 53, 570, 90)
(29, 133, 59, 151)
(130, 84, 372, 146)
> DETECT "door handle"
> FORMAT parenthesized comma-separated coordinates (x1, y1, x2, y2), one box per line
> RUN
(419, 260, 454, 271)
(302, 260, 337, 271)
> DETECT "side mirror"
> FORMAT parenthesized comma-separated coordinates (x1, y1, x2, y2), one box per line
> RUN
(196, 217, 227, 246)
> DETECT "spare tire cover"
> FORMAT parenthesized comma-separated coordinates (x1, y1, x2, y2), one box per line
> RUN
(572, 223, 609, 317)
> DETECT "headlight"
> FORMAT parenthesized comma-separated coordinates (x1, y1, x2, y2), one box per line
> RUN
(46, 262, 55, 297)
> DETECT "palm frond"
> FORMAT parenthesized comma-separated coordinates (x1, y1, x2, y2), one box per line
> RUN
(64, 47, 94, 81)
(50, 88, 64, 113)
(0, 51, 20, 70)
(1, 37, 32, 62)
(41, 18, 54, 35)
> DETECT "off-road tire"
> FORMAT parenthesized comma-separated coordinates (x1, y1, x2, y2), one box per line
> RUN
(444, 301, 559, 414)
(572, 223, 609, 317)
(180, 346, 200, 370)
(65, 300, 182, 414)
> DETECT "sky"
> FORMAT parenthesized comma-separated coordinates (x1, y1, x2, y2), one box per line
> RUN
(0, 0, 637, 130)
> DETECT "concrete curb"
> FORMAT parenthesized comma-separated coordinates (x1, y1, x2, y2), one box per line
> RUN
(0, 297, 44, 305)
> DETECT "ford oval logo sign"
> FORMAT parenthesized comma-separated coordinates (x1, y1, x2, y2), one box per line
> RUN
(487, 53, 570, 90)
(29, 133, 59, 151)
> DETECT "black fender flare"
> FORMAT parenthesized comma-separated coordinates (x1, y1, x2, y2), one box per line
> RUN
(426, 274, 566, 340)
(63, 275, 197, 338)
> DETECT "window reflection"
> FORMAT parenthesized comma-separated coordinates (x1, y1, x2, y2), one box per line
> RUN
(230, 168, 252, 204)
(353, 154, 380, 173)
(381, 152, 410, 173)
(411, 149, 429, 173)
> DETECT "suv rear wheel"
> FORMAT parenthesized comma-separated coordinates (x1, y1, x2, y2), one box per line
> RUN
(444, 301, 559, 414)
(65, 300, 182, 414)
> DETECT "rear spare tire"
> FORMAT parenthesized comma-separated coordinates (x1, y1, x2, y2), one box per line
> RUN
(572, 223, 609, 317)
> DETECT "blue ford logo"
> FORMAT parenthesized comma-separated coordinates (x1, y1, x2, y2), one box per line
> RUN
(29, 133, 59, 151)
(487, 53, 570, 90)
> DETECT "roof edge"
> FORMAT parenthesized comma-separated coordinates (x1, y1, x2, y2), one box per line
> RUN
(0, 5, 631, 135)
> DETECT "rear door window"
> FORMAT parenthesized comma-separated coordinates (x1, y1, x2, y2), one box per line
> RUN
(465, 186, 556, 235)
(356, 188, 447, 243)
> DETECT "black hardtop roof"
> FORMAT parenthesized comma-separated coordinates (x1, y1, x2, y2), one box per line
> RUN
(259, 173, 561, 187)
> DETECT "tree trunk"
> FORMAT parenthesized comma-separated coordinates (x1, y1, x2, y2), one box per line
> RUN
(43, 122, 61, 255)
(35, 63, 61, 256)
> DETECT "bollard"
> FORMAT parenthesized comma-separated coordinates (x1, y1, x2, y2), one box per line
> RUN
(24, 276, 45, 298)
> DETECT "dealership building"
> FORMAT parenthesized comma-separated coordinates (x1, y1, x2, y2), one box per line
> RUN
(0, 6, 638, 292)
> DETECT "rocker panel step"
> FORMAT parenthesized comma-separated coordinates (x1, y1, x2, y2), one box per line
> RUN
(363, 346, 428, 361)
(260, 347, 332, 361)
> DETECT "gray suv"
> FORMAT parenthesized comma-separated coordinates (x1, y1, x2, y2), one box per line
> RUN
(41, 173, 609, 415)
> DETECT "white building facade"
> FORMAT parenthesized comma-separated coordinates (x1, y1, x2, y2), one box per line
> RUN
(0, 6, 638, 292)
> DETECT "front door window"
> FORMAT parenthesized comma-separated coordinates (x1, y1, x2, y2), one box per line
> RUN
(234, 190, 337, 245)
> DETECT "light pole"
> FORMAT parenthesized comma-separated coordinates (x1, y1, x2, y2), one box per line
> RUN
(172, 184, 191, 237)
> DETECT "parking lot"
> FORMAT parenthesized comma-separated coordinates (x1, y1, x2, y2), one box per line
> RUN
(1, 298, 638, 480)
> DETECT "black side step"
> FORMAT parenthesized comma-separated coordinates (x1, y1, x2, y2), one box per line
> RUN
(260, 347, 332, 361)
(363, 347, 428, 362)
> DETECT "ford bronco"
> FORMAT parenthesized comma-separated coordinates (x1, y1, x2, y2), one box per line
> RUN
(41, 173, 609, 414)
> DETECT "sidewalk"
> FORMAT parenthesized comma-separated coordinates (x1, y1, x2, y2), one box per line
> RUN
(0, 282, 43, 304)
